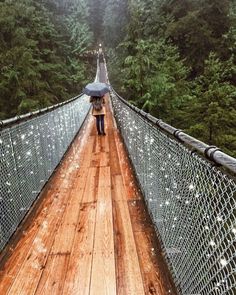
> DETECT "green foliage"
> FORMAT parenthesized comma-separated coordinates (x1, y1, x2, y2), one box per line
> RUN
(0, 0, 94, 120)
(87, 0, 106, 43)
(186, 53, 236, 156)
(66, 0, 93, 55)
(121, 38, 192, 125)
(103, 0, 128, 48)
(164, 0, 231, 75)
(105, 0, 236, 157)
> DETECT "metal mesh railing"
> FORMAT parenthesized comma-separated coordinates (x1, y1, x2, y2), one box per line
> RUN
(0, 95, 90, 250)
(111, 91, 236, 295)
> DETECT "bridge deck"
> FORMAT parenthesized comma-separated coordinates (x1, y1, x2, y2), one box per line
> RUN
(0, 96, 176, 294)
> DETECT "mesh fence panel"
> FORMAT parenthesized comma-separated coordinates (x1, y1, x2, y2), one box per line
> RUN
(111, 92, 236, 295)
(0, 95, 90, 250)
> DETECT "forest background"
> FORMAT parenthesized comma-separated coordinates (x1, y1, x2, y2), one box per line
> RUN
(0, 0, 235, 156)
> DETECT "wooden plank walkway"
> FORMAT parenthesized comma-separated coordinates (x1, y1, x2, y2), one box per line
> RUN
(0, 95, 177, 295)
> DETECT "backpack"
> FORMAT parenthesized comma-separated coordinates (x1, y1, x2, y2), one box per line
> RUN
(92, 97, 103, 111)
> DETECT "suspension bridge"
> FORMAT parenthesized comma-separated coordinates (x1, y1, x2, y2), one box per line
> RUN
(0, 58, 235, 295)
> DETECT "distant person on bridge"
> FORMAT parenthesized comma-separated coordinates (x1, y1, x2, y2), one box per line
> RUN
(90, 95, 106, 135)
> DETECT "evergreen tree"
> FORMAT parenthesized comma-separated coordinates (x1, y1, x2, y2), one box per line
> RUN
(164, 0, 232, 75)
(0, 0, 94, 119)
(87, 0, 105, 43)
(187, 53, 236, 156)
(105, 0, 236, 156)
(103, 0, 128, 48)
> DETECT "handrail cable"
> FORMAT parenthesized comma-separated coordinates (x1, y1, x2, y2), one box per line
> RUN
(111, 88, 236, 175)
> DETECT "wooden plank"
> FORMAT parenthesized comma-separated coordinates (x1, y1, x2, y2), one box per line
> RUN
(128, 199, 153, 233)
(101, 132, 109, 153)
(108, 130, 121, 176)
(80, 136, 95, 168)
(90, 152, 100, 167)
(112, 175, 125, 202)
(7, 162, 87, 295)
(50, 192, 81, 254)
(133, 232, 167, 295)
(98, 166, 111, 188)
(72, 167, 88, 191)
(128, 200, 177, 295)
(35, 150, 94, 293)
(62, 202, 97, 295)
(90, 167, 116, 295)
(100, 152, 110, 167)
(114, 130, 141, 201)
(90, 149, 109, 168)
(34, 254, 70, 295)
(49, 138, 83, 190)
(82, 167, 98, 203)
(0, 216, 46, 294)
(112, 175, 145, 295)
(6, 190, 70, 295)
(94, 134, 102, 153)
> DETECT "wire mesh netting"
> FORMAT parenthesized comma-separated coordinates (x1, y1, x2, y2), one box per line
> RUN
(111, 92, 236, 295)
(0, 95, 90, 250)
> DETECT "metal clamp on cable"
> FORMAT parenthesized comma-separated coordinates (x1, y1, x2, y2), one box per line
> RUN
(204, 146, 222, 164)
(204, 145, 216, 160)
(173, 129, 184, 142)
(155, 119, 162, 127)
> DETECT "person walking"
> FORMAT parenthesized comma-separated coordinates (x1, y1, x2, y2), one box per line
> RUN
(90, 95, 106, 135)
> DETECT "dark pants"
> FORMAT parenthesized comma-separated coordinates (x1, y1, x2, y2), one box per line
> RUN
(95, 115, 105, 134)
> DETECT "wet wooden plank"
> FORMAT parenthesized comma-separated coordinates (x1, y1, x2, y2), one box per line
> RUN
(82, 167, 98, 203)
(98, 166, 111, 188)
(50, 191, 81, 254)
(6, 190, 70, 295)
(80, 136, 95, 168)
(90, 152, 100, 167)
(134, 232, 166, 295)
(33, 162, 89, 292)
(128, 199, 177, 295)
(90, 167, 116, 295)
(71, 167, 88, 191)
(101, 132, 109, 153)
(108, 127, 121, 176)
(112, 175, 145, 295)
(94, 133, 102, 153)
(51, 139, 84, 190)
(62, 202, 96, 295)
(128, 200, 166, 294)
(114, 130, 141, 201)
(0, 188, 53, 289)
(100, 151, 110, 167)
(128, 199, 153, 233)
(35, 254, 70, 295)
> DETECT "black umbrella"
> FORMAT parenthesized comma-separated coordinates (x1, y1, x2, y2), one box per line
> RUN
(83, 82, 110, 97)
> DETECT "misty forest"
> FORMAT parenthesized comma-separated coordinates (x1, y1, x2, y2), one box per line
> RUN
(0, 0, 235, 156)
